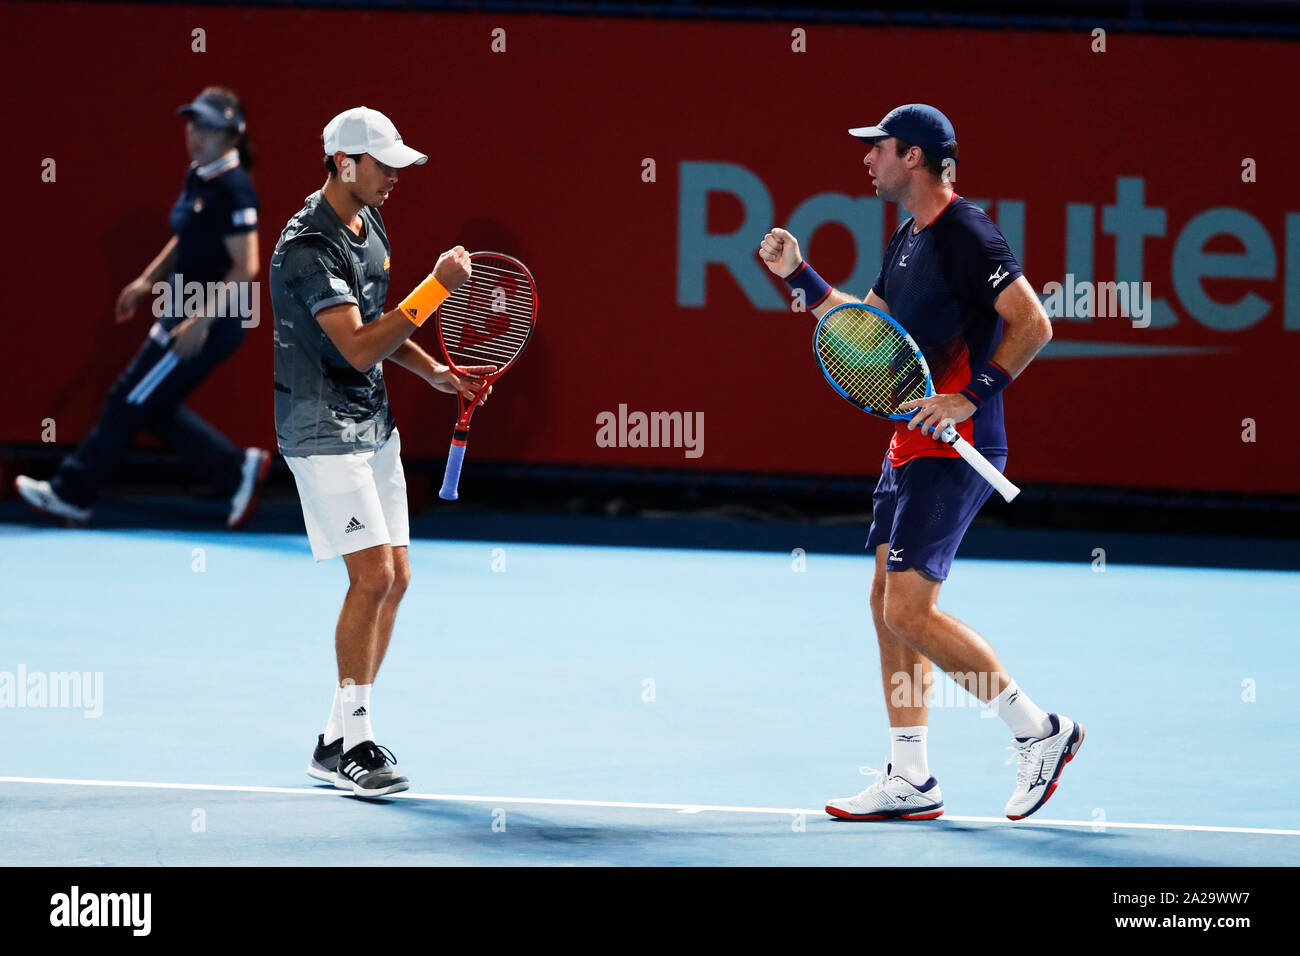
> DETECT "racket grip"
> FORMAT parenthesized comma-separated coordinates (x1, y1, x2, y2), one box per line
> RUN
(947, 432, 1021, 503)
(439, 432, 468, 501)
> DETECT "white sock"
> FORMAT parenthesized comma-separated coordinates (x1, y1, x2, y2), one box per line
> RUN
(342, 684, 375, 751)
(991, 680, 1053, 739)
(322, 685, 344, 745)
(889, 726, 930, 786)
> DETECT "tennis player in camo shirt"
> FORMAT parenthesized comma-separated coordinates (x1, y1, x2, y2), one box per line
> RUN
(271, 107, 491, 797)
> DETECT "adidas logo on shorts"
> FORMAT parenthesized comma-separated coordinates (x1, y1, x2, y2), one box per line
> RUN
(345, 516, 365, 533)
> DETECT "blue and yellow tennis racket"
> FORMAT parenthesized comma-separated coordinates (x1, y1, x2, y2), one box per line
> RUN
(814, 302, 1020, 502)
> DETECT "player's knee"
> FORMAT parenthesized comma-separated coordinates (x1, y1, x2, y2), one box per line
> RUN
(352, 562, 395, 604)
(883, 598, 926, 641)
(869, 583, 887, 621)
(388, 562, 411, 601)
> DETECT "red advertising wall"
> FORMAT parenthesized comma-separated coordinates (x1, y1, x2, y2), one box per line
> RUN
(3, 4, 1296, 492)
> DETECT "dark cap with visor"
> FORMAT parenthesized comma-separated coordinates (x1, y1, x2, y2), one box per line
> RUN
(177, 92, 246, 135)
(849, 104, 957, 164)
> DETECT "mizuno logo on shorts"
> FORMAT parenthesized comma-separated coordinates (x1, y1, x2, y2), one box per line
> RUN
(889, 548, 904, 562)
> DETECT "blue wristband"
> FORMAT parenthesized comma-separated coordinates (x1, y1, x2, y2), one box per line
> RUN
(960, 360, 1012, 408)
(782, 261, 833, 310)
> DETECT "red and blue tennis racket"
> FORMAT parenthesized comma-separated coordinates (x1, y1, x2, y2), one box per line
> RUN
(814, 302, 1020, 502)
(435, 252, 537, 500)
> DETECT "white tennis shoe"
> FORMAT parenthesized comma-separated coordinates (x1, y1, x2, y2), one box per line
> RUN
(825, 763, 944, 821)
(14, 476, 91, 524)
(228, 448, 271, 528)
(1004, 713, 1085, 820)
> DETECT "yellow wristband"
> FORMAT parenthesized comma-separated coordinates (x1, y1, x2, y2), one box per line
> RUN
(398, 273, 449, 327)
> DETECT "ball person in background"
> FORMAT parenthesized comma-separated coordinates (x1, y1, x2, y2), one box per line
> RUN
(759, 104, 1082, 822)
(16, 87, 270, 527)
(271, 107, 490, 797)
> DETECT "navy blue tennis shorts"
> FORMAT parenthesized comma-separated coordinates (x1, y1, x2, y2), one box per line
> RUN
(865, 451, 1008, 581)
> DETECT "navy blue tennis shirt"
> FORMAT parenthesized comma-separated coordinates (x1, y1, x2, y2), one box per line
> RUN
(166, 152, 259, 323)
(871, 194, 1021, 466)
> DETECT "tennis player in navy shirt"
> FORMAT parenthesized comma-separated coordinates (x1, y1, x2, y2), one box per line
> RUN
(759, 104, 1083, 821)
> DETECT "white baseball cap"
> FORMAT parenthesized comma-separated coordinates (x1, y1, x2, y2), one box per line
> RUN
(322, 107, 427, 168)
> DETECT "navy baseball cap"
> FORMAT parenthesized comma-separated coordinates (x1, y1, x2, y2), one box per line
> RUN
(177, 92, 246, 134)
(849, 104, 957, 163)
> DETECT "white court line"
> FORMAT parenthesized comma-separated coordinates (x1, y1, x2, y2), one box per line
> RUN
(2, 775, 1297, 837)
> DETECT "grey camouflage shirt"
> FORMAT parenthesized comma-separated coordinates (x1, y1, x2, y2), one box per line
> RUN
(270, 190, 395, 457)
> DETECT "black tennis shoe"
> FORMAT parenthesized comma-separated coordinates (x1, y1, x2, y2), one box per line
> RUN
(334, 741, 410, 798)
(307, 734, 343, 783)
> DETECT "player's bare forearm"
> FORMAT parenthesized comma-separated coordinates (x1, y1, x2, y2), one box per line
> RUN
(316, 245, 471, 371)
(811, 288, 859, 320)
(387, 339, 448, 385)
(903, 278, 1048, 435)
(390, 339, 492, 402)
(351, 308, 422, 369)
(813, 289, 889, 320)
(989, 276, 1053, 377)
(317, 303, 421, 372)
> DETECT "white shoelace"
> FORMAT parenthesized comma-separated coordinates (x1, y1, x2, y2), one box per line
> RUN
(857, 764, 891, 792)
(1006, 743, 1042, 787)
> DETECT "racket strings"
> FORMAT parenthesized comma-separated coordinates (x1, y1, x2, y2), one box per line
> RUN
(816, 310, 926, 415)
(438, 258, 535, 368)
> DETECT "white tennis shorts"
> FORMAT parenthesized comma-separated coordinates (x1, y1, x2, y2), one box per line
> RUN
(284, 428, 411, 562)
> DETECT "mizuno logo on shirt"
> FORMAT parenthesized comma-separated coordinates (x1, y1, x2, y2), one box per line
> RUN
(989, 265, 1008, 286)
(899, 254, 909, 267)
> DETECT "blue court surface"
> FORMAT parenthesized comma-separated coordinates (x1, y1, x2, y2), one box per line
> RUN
(1, 524, 1297, 866)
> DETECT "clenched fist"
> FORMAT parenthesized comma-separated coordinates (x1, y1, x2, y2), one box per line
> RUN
(433, 245, 472, 292)
(758, 227, 802, 279)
